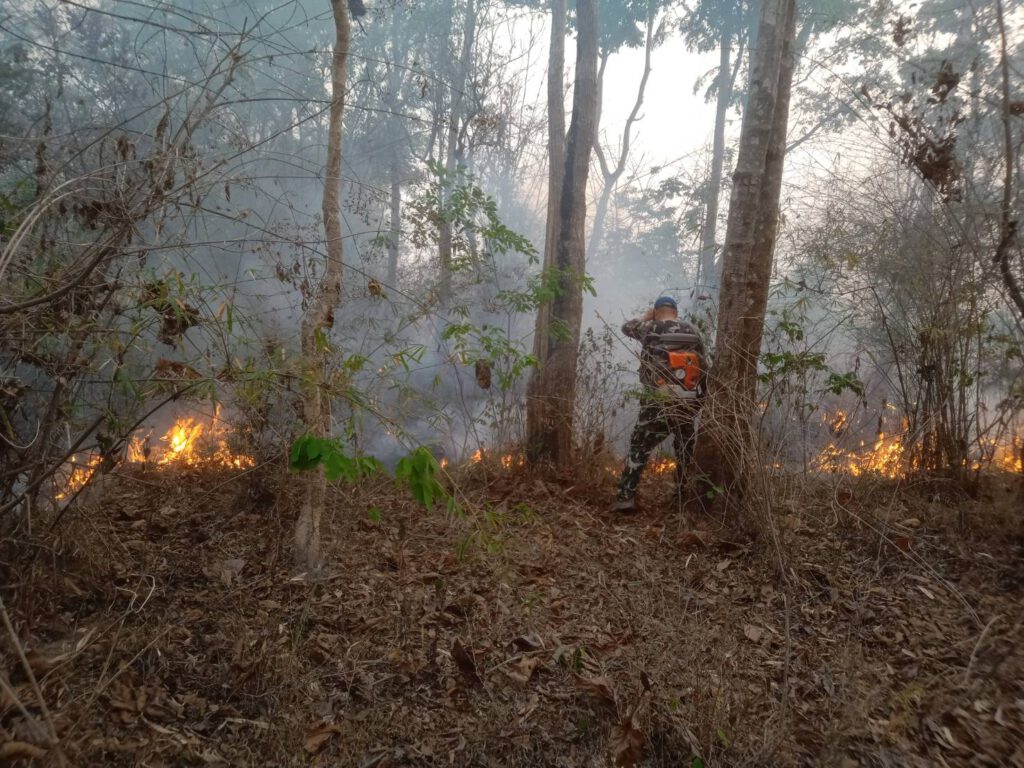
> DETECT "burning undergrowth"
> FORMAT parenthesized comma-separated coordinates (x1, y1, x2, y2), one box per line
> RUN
(51, 399, 1023, 510)
(810, 408, 1023, 480)
(53, 407, 256, 502)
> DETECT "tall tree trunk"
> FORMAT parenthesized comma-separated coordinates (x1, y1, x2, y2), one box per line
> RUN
(437, 0, 477, 305)
(699, 23, 734, 293)
(694, 0, 796, 508)
(295, 0, 350, 572)
(387, 157, 401, 286)
(385, 6, 406, 288)
(526, 0, 599, 467)
(526, 0, 567, 452)
(588, 1, 655, 259)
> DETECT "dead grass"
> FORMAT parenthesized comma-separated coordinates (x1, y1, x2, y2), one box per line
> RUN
(1, 464, 1022, 767)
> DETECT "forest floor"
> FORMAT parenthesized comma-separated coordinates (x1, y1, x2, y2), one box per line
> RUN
(2, 462, 1023, 767)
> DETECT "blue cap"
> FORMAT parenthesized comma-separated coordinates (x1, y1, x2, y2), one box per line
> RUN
(654, 295, 677, 310)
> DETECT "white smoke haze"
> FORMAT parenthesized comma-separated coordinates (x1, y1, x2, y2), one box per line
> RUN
(1, 0, 1021, 504)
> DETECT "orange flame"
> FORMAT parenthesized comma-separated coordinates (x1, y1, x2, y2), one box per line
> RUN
(55, 454, 103, 500)
(977, 436, 1024, 474)
(825, 409, 849, 434)
(500, 453, 525, 470)
(467, 448, 525, 470)
(815, 432, 906, 478)
(128, 407, 254, 469)
(57, 408, 255, 498)
(816, 428, 1022, 478)
(649, 457, 676, 475)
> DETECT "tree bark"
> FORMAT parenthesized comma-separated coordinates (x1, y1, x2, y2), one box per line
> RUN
(526, 0, 599, 467)
(694, 0, 796, 508)
(295, 0, 350, 572)
(526, 0, 567, 454)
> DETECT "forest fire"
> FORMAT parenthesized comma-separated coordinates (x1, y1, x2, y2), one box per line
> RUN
(126, 412, 254, 469)
(54, 410, 253, 501)
(467, 448, 526, 470)
(648, 457, 677, 475)
(815, 422, 1023, 479)
(825, 409, 849, 435)
(54, 455, 104, 500)
(983, 437, 1023, 474)
(815, 432, 906, 478)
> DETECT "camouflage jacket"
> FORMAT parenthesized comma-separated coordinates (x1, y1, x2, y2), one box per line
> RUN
(622, 316, 706, 391)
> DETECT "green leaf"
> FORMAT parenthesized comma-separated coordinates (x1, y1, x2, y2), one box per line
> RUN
(824, 371, 864, 397)
(313, 327, 331, 353)
(367, 507, 382, 523)
(289, 433, 326, 471)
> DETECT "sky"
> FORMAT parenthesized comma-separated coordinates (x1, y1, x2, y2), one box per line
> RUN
(598, 36, 724, 172)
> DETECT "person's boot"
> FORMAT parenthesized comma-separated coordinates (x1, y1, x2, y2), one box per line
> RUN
(611, 494, 636, 513)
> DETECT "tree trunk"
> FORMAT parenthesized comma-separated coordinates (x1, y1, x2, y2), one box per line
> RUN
(387, 156, 401, 286)
(295, 0, 350, 572)
(525, 0, 567, 453)
(526, 0, 599, 467)
(698, 23, 734, 294)
(437, 0, 476, 305)
(694, 0, 796, 508)
(385, 7, 406, 288)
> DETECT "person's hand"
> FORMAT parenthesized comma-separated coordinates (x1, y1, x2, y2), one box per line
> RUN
(642, 308, 655, 322)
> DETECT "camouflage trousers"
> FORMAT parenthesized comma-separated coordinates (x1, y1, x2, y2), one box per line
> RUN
(617, 398, 697, 500)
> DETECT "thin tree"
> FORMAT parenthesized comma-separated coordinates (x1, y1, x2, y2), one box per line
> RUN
(698, 14, 744, 292)
(694, 0, 797, 506)
(437, 0, 478, 304)
(526, 0, 599, 467)
(588, 0, 657, 258)
(525, 0, 567, 455)
(295, 0, 350, 571)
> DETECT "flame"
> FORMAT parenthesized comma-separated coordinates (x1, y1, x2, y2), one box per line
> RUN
(816, 430, 1022, 478)
(55, 454, 103, 500)
(127, 407, 254, 469)
(467, 448, 525, 470)
(500, 453, 525, 470)
(440, 458, 449, 469)
(649, 457, 676, 475)
(157, 418, 205, 465)
(995, 437, 1023, 473)
(815, 432, 906, 478)
(825, 409, 849, 434)
(977, 436, 1024, 474)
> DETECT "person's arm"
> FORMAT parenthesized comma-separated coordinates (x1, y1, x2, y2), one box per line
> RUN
(622, 308, 654, 340)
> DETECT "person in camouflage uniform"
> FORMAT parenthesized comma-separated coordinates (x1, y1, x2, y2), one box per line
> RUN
(614, 296, 706, 512)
